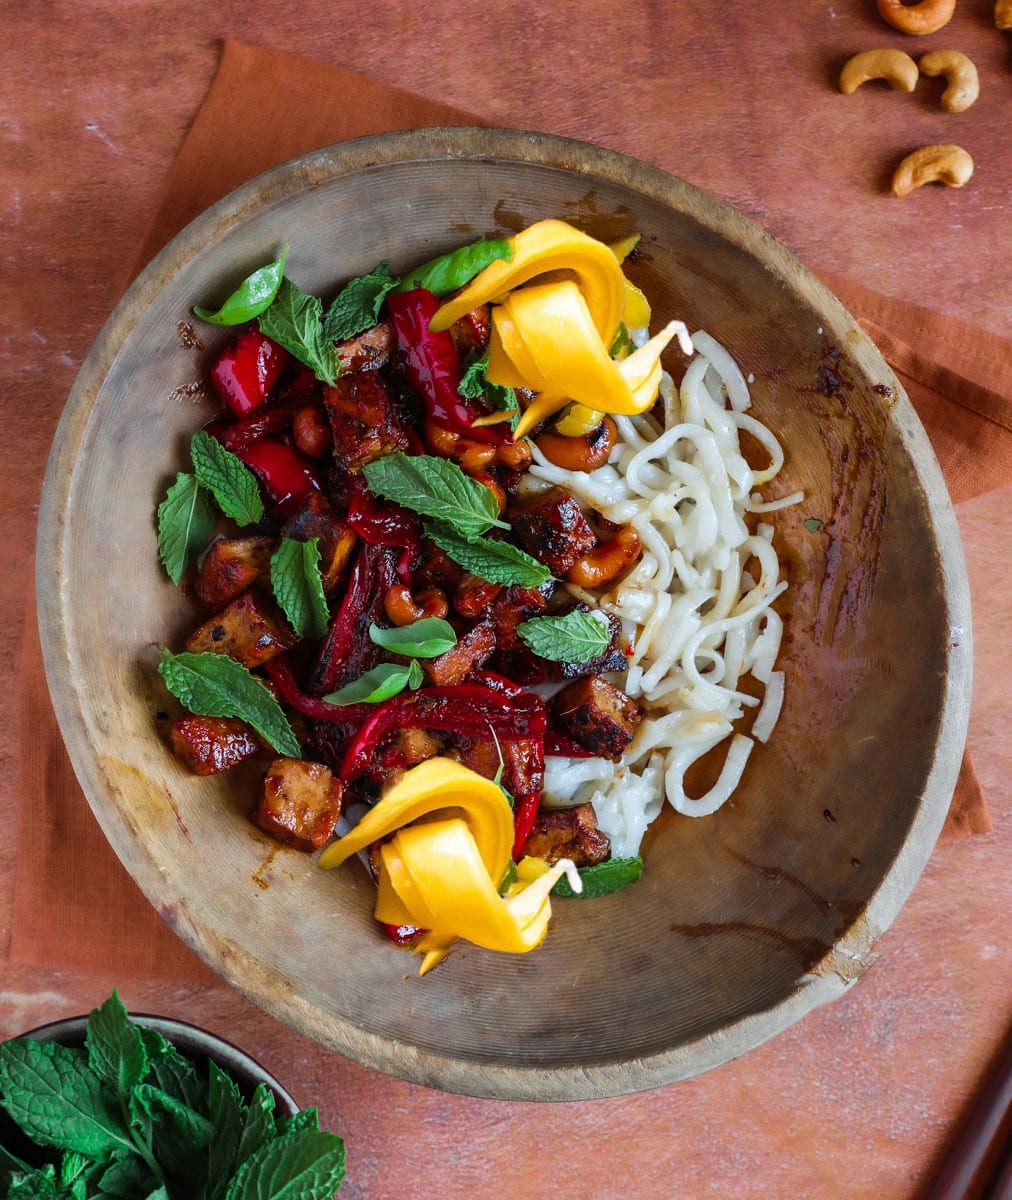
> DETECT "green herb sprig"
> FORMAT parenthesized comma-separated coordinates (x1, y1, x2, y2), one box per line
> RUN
(516, 609, 612, 663)
(0, 991, 345, 1200)
(552, 856, 644, 898)
(193, 246, 290, 326)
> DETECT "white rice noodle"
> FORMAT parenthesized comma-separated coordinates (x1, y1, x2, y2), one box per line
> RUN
(535, 330, 799, 854)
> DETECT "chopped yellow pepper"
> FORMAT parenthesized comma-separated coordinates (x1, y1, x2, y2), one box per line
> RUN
(319, 757, 578, 975)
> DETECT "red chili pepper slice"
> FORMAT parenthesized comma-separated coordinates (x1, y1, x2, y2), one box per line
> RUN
(210, 330, 289, 418)
(262, 657, 372, 725)
(234, 438, 321, 516)
(511, 790, 541, 861)
(386, 288, 511, 446)
(346, 475, 421, 552)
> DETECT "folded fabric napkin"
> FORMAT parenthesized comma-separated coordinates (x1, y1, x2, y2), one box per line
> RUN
(13, 40, 1007, 980)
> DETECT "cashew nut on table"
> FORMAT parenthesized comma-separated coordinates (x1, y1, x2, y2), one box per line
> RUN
(839, 49, 919, 93)
(918, 50, 979, 112)
(877, 0, 956, 35)
(891, 144, 974, 196)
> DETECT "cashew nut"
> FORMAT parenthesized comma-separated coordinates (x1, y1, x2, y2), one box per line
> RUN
(918, 50, 979, 111)
(996, 0, 1012, 30)
(565, 527, 642, 588)
(839, 49, 919, 94)
(891, 144, 974, 196)
(876, 0, 956, 35)
(384, 584, 449, 626)
(536, 416, 618, 472)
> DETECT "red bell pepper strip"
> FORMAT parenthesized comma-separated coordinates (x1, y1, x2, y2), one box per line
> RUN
(217, 398, 306, 451)
(386, 288, 511, 446)
(210, 329, 289, 418)
(383, 923, 424, 946)
(262, 657, 371, 725)
(339, 685, 547, 782)
(346, 475, 421, 552)
(234, 438, 321, 516)
(310, 543, 399, 694)
(511, 790, 541, 861)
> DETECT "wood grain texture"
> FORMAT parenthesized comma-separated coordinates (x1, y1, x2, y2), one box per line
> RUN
(2, 2, 1009, 1196)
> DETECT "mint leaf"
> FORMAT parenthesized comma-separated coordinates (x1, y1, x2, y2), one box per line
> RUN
(138, 1029, 206, 1117)
(323, 662, 414, 706)
(158, 650, 301, 758)
(368, 618, 456, 659)
(270, 538, 329, 640)
(0, 1040, 134, 1162)
(224, 1128, 345, 1200)
(194, 247, 289, 326)
(321, 261, 397, 341)
(233, 1085, 277, 1173)
(157, 472, 215, 584)
(6, 1163, 58, 1197)
(396, 236, 512, 296)
(203, 1062, 246, 1200)
(258, 279, 342, 386)
(362, 454, 507, 538)
(278, 1109, 319, 1136)
(424, 521, 552, 587)
(191, 432, 264, 527)
(85, 992, 148, 1097)
(97, 1151, 153, 1198)
(459, 352, 519, 430)
(517, 609, 611, 663)
(129, 1084, 215, 1151)
(552, 855, 644, 898)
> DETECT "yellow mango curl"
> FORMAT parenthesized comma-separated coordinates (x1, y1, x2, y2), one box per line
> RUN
(318, 758, 579, 975)
(430, 219, 685, 439)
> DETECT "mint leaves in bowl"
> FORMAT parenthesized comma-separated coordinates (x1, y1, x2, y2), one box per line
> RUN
(0, 991, 345, 1199)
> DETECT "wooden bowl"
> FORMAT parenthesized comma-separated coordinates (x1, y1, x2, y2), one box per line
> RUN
(37, 128, 971, 1100)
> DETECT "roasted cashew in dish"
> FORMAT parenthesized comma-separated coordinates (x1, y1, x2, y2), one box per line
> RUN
(891, 144, 974, 196)
(839, 49, 919, 93)
(566, 526, 642, 588)
(918, 50, 979, 111)
(996, 0, 1012, 30)
(876, 0, 956, 35)
(384, 584, 449, 626)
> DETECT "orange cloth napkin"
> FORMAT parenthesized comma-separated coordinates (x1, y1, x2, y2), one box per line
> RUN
(13, 41, 1006, 979)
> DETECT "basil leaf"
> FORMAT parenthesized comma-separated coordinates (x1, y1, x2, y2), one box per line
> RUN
(368, 618, 457, 659)
(157, 472, 215, 584)
(552, 855, 644, 898)
(516, 609, 611, 663)
(407, 658, 425, 689)
(0, 1039, 134, 1162)
(424, 520, 552, 587)
(395, 236, 513, 296)
(258, 278, 342, 386)
(322, 662, 413, 706)
(223, 1128, 345, 1200)
(158, 650, 301, 758)
(190, 432, 264, 527)
(362, 454, 508, 537)
(270, 537, 329, 640)
(85, 991, 148, 1096)
(459, 351, 519, 430)
(193, 246, 289, 326)
(321, 261, 398, 341)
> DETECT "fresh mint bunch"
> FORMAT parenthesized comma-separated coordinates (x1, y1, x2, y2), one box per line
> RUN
(0, 992, 345, 1199)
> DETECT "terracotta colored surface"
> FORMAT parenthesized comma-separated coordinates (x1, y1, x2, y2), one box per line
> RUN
(2, 4, 1009, 1197)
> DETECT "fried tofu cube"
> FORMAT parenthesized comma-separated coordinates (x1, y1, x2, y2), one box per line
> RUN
(281, 493, 358, 594)
(170, 715, 262, 775)
(551, 675, 641, 761)
(253, 758, 343, 851)
(184, 589, 297, 668)
(510, 488, 597, 576)
(194, 536, 275, 610)
(524, 802, 611, 868)
(322, 371, 409, 471)
(335, 321, 394, 373)
(422, 621, 496, 687)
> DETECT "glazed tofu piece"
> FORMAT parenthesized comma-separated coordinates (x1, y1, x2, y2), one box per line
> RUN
(194, 536, 275, 610)
(253, 758, 343, 851)
(423, 621, 496, 687)
(335, 321, 393, 373)
(171, 715, 262, 775)
(281, 493, 358, 594)
(551, 675, 641, 760)
(184, 589, 297, 668)
(510, 488, 597, 576)
(524, 802, 611, 868)
(322, 370, 409, 471)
